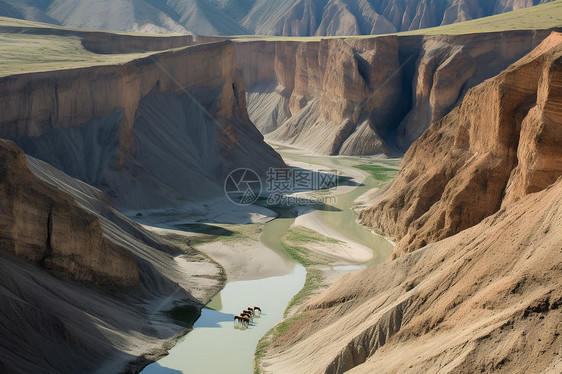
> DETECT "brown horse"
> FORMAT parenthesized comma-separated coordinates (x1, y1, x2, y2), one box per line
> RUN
(247, 307, 254, 315)
(253, 306, 262, 315)
(239, 315, 250, 326)
(234, 315, 250, 327)
(243, 309, 253, 316)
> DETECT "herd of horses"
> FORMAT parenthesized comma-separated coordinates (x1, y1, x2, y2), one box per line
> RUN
(234, 306, 262, 328)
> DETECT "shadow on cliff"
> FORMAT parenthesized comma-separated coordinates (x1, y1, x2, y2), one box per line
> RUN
(174, 223, 236, 237)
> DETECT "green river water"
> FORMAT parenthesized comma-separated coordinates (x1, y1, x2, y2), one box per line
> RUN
(142, 150, 398, 374)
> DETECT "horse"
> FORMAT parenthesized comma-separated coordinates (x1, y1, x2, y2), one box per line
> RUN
(253, 306, 262, 315)
(238, 315, 250, 327)
(243, 309, 254, 316)
(242, 310, 253, 320)
(234, 315, 250, 327)
(241, 311, 252, 320)
(247, 307, 255, 315)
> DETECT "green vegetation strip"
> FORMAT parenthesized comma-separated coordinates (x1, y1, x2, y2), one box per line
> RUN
(284, 269, 323, 317)
(280, 227, 340, 266)
(174, 224, 249, 246)
(354, 164, 399, 182)
(254, 313, 308, 374)
(255, 227, 341, 372)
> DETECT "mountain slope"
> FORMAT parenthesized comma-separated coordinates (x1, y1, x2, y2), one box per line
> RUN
(0, 30, 284, 209)
(257, 31, 562, 374)
(0, 139, 224, 374)
(359, 31, 562, 258)
(0, 0, 557, 35)
(260, 176, 562, 374)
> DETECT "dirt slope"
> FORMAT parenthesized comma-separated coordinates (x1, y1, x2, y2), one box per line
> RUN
(0, 139, 224, 373)
(261, 177, 562, 374)
(257, 31, 562, 374)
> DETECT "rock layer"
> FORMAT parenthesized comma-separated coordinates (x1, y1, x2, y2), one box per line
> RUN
(240, 30, 550, 155)
(0, 41, 284, 209)
(0, 139, 138, 287)
(260, 176, 562, 374)
(359, 31, 562, 258)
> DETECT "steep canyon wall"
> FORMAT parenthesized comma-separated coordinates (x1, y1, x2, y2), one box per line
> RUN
(0, 41, 284, 209)
(257, 32, 562, 374)
(237, 29, 554, 155)
(360, 31, 562, 257)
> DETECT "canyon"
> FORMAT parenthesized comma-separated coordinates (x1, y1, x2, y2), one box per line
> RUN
(0, 23, 282, 373)
(0, 3, 560, 374)
(256, 31, 562, 374)
(238, 29, 555, 155)
(0, 35, 284, 209)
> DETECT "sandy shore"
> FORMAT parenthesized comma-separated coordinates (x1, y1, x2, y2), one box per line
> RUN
(133, 149, 394, 374)
(292, 213, 374, 264)
(196, 239, 294, 281)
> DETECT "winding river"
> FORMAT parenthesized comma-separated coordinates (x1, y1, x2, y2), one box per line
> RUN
(142, 149, 397, 374)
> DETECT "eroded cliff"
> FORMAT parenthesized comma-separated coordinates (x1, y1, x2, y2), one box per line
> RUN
(0, 40, 284, 209)
(239, 29, 551, 156)
(0, 139, 138, 287)
(0, 139, 224, 374)
(257, 33, 562, 374)
(360, 31, 562, 258)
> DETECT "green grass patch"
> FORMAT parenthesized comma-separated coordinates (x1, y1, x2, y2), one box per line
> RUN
(280, 243, 329, 267)
(284, 226, 341, 244)
(354, 164, 399, 182)
(175, 224, 249, 246)
(280, 227, 340, 266)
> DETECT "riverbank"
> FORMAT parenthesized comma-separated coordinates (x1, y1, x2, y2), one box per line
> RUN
(133, 147, 399, 374)
(253, 147, 400, 374)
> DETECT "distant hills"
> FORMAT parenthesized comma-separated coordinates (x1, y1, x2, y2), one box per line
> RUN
(0, 0, 556, 35)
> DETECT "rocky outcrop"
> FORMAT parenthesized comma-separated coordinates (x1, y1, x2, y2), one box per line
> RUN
(359, 32, 562, 258)
(257, 0, 556, 36)
(0, 40, 284, 209)
(259, 175, 562, 373)
(242, 36, 402, 155)
(263, 36, 403, 155)
(0, 139, 224, 374)
(240, 29, 550, 155)
(0, 139, 138, 287)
